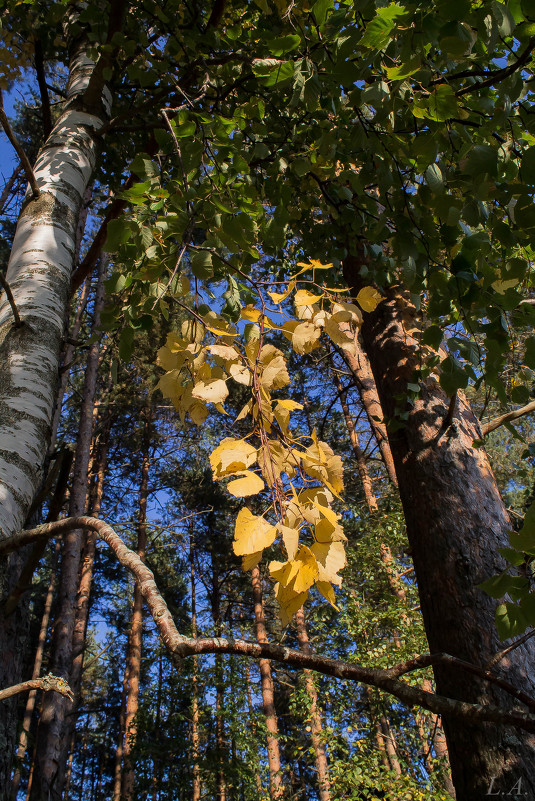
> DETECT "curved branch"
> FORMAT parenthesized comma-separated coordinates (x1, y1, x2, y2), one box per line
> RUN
(4, 516, 535, 733)
(0, 89, 40, 200)
(0, 674, 73, 703)
(481, 400, 535, 436)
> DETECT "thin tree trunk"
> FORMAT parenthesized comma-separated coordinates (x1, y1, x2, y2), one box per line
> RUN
(10, 541, 60, 800)
(364, 687, 390, 770)
(121, 413, 152, 800)
(295, 607, 330, 801)
(343, 257, 535, 800)
(338, 333, 398, 486)
(379, 713, 401, 776)
(245, 662, 264, 797)
(0, 9, 112, 789)
(210, 550, 226, 801)
(190, 525, 202, 801)
(422, 678, 455, 798)
(32, 262, 107, 799)
(251, 565, 283, 799)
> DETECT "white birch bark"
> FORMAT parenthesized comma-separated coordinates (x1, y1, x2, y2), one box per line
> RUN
(0, 45, 110, 541)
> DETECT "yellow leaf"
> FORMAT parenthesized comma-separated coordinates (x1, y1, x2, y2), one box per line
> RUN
(356, 286, 384, 313)
(270, 559, 300, 586)
(210, 438, 257, 478)
(229, 362, 252, 386)
(294, 289, 324, 306)
(207, 344, 240, 360)
(292, 545, 319, 593)
(189, 401, 208, 426)
(315, 517, 346, 543)
(235, 399, 253, 422)
(278, 524, 299, 560)
(202, 310, 237, 336)
(241, 304, 262, 322)
(277, 399, 304, 411)
(258, 440, 287, 486)
(332, 301, 363, 325)
(258, 345, 290, 390)
(233, 508, 277, 556)
(316, 581, 339, 609)
(227, 471, 265, 497)
(274, 583, 309, 626)
(182, 319, 205, 343)
(324, 314, 357, 355)
(157, 369, 182, 401)
(295, 259, 333, 277)
(302, 440, 344, 495)
(242, 551, 263, 571)
(191, 378, 229, 404)
(268, 280, 296, 304)
(291, 322, 322, 355)
(311, 540, 346, 586)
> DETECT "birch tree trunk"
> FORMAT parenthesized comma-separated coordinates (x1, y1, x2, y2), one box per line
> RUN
(0, 9, 111, 794)
(344, 256, 535, 800)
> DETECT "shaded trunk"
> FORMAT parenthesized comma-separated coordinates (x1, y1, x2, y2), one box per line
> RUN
(379, 713, 401, 776)
(190, 526, 202, 801)
(121, 411, 152, 800)
(251, 565, 283, 799)
(295, 608, 330, 801)
(210, 549, 226, 801)
(245, 662, 264, 798)
(10, 541, 60, 800)
(32, 262, 106, 799)
(344, 257, 535, 800)
(421, 678, 455, 798)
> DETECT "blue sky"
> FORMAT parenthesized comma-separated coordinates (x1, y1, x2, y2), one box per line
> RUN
(1, 88, 26, 188)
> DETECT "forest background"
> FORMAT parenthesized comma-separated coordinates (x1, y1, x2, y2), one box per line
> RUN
(2, 1, 535, 800)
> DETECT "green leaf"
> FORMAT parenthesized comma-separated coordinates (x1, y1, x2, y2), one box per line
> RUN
(521, 146, 535, 185)
(191, 251, 214, 279)
(426, 85, 458, 122)
(385, 55, 421, 80)
(478, 571, 522, 599)
(360, 3, 406, 49)
(267, 34, 301, 56)
(425, 163, 444, 194)
(105, 219, 135, 252)
(253, 59, 294, 86)
(498, 547, 526, 566)
(519, 593, 535, 624)
(496, 601, 528, 640)
(119, 326, 134, 362)
(509, 501, 535, 555)
(524, 337, 535, 369)
(461, 145, 498, 178)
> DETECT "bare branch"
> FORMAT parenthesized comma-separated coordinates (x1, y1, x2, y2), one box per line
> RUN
(481, 400, 535, 436)
(486, 629, 535, 671)
(4, 516, 535, 733)
(0, 89, 40, 200)
(0, 674, 74, 703)
(0, 272, 22, 327)
(0, 162, 23, 214)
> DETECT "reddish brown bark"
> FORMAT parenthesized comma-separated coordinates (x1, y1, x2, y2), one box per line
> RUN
(295, 607, 331, 801)
(343, 257, 535, 800)
(422, 678, 455, 798)
(190, 526, 202, 801)
(379, 713, 401, 775)
(121, 411, 152, 800)
(251, 565, 283, 799)
(339, 335, 398, 486)
(245, 661, 264, 797)
(31, 263, 106, 801)
(210, 549, 226, 801)
(10, 542, 60, 800)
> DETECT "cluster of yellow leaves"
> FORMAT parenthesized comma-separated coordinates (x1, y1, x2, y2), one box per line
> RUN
(0, 28, 34, 89)
(155, 261, 384, 623)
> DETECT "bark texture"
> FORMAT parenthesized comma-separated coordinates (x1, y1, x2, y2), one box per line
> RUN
(344, 257, 535, 801)
(251, 565, 283, 799)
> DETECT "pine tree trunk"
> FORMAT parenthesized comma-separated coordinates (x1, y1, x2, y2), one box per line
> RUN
(31, 261, 106, 799)
(251, 565, 283, 799)
(421, 678, 455, 798)
(10, 541, 60, 800)
(190, 525, 202, 801)
(379, 713, 401, 776)
(295, 607, 331, 801)
(245, 661, 264, 798)
(121, 414, 152, 800)
(209, 549, 226, 801)
(0, 11, 112, 791)
(344, 258, 535, 800)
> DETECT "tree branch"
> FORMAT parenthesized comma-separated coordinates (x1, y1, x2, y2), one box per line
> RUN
(34, 38, 52, 138)
(0, 162, 23, 214)
(0, 89, 40, 200)
(0, 674, 74, 703)
(481, 400, 535, 436)
(3, 516, 535, 733)
(0, 272, 22, 327)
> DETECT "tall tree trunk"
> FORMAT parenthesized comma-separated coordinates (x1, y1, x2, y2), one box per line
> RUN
(0, 9, 112, 790)
(294, 607, 330, 801)
(338, 334, 397, 486)
(344, 258, 535, 800)
(378, 712, 401, 776)
(190, 525, 202, 801)
(210, 549, 226, 801)
(421, 678, 455, 798)
(121, 412, 152, 800)
(251, 565, 283, 799)
(10, 541, 60, 800)
(32, 262, 106, 799)
(364, 687, 390, 771)
(245, 662, 264, 798)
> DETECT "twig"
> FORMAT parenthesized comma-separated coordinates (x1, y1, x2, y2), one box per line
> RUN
(3, 516, 535, 733)
(442, 390, 457, 429)
(481, 400, 535, 436)
(0, 162, 23, 214)
(0, 673, 74, 703)
(0, 272, 22, 327)
(0, 89, 40, 200)
(486, 629, 535, 671)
